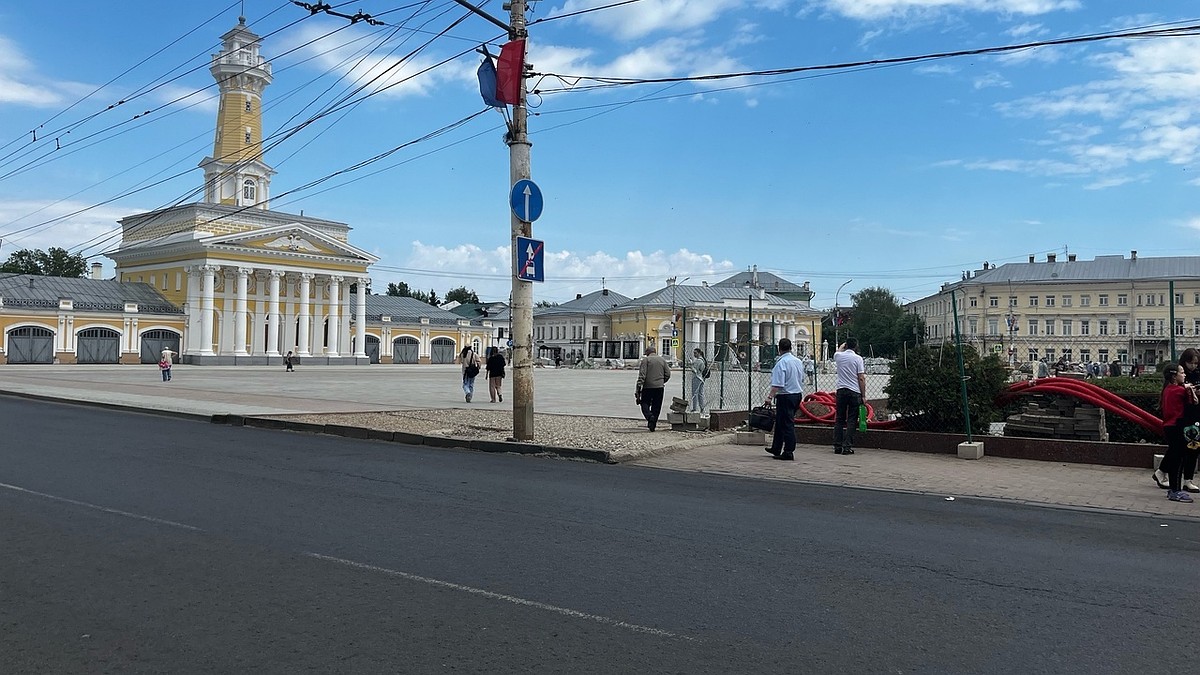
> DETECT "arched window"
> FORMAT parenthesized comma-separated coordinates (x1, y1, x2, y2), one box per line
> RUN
(242, 179, 256, 202)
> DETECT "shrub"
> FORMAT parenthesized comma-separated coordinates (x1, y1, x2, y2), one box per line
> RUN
(885, 344, 1010, 434)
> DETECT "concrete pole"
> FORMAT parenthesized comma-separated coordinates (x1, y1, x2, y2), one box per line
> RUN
(508, 0, 534, 441)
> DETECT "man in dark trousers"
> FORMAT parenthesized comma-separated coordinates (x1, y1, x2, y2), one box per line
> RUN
(833, 337, 867, 455)
(636, 346, 671, 431)
(764, 337, 805, 461)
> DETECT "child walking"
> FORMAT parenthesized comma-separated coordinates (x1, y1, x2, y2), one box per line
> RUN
(158, 356, 172, 382)
(1159, 363, 1194, 503)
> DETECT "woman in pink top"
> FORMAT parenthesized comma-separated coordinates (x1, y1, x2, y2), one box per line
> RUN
(1159, 363, 1194, 503)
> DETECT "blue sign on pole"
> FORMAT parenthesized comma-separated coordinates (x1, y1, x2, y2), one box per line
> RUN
(510, 179, 543, 223)
(515, 236, 544, 283)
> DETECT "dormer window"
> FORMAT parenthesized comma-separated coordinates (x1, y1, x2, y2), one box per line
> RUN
(242, 179, 257, 202)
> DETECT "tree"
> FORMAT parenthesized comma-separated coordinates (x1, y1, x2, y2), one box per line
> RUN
(535, 300, 559, 308)
(386, 282, 412, 297)
(884, 344, 1010, 433)
(842, 286, 924, 358)
(0, 247, 88, 277)
(427, 289, 440, 306)
(444, 286, 479, 305)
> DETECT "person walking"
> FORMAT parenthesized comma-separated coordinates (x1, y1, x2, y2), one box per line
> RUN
(460, 346, 481, 403)
(764, 338, 805, 461)
(689, 348, 708, 412)
(1177, 348, 1200, 492)
(1158, 363, 1195, 503)
(485, 346, 507, 403)
(635, 346, 670, 431)
(832, 337, 867, 455)
(158, 355, 172, 382)
(284, 350, 296, 372)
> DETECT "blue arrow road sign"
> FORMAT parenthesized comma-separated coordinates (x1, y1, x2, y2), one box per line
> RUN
(510, 179, 543, 222)
(516, 236, 544, 283)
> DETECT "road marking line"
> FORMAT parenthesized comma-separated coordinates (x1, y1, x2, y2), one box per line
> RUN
(305, 552, 693, 641)
(0, 481, 202, 532)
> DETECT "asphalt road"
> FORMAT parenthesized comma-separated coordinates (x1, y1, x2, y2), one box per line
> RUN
(1, 396, 1195, 674)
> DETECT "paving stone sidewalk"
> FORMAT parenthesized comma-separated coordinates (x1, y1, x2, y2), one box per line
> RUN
(633, 441, 1199, 520)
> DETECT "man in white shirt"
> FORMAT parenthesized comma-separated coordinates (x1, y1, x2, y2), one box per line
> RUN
(832, 338, 867, 455)
(764, 338, 805, 461)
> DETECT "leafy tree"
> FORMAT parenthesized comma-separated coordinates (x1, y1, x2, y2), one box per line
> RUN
(386, 282, 412, 297)
(444, 286, 479, 305)
(535, 300, 559, 308)
(885, 344, 1010, 433)
(0, 247, 87, 277)
(842, 286, 924, 358)
(427, 289, 440, 306)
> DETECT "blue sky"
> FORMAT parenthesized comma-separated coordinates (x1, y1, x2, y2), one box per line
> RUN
(1, 0, 1199, 307)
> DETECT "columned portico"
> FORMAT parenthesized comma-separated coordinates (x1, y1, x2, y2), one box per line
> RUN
(297, 273, 312, 357)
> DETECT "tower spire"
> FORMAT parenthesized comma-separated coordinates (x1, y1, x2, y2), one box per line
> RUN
(199, 17, 275, 210)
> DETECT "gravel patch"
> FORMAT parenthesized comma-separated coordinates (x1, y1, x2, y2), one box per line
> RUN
(271, 408, 733, 461)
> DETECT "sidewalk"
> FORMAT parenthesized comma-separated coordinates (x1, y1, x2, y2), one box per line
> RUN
(0, 365, 1193, 521)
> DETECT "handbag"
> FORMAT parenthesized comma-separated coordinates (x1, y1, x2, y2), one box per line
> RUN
(748, 405, 775, 432)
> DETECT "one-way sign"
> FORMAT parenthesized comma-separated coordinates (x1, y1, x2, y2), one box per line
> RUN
(516, 236, 544, 283)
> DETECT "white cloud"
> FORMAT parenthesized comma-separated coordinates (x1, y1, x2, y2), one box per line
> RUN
(0, 34, 69, 107)
(973, 72, 1010, 89)
(388, 241, 735, 302)
(551, 0, 733, 40)
(810, 0, 1080, 21)
(0, 200, 136, 257)
(1005, 22, 1045, 38)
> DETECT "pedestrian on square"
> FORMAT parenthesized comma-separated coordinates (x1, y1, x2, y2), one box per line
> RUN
(460, 346, 481, 403)
(764, 338, 804, 461)
(160, 347, 177, 366)
(158, 355, 172, 382)
(284, 350, 296, 372)
(1158, 363, 1194, 502)
(689, 348, 708, 412)
(832, 337, 867, 455)
(486, 346, 506, 403)
(1176, 348, 1200, 492)
(635, 346, 670, 431)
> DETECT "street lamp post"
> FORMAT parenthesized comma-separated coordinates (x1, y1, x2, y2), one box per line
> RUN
(834, 279, 853, 353)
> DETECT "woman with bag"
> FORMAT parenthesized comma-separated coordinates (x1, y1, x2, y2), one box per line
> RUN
(485, 347, 506, 403)
(460, 346, 481, 403)
(689, 348, 708, 412)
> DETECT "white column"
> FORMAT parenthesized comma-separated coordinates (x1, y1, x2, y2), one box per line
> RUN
(297, 273, 312, 357)
(234, 267, 251, 356)
(185, 266, 201, 354)
(199, 265, 217, 356)
(327, 276, 342, 357)
(705, 320, 716, 352)
(354, 276, 368, 358)
(266, 271, 282, 356)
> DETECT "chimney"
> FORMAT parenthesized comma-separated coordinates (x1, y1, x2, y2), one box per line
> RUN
(1131, 250, 1137, 261)
(91, 262, 103, 280)
(1028, 255, 1035, 263)
(576, 293, 582, 299)
(1067, 253, 1076, 262)
(601, 288, 608, 296)
(1046, 253, 1056, 263)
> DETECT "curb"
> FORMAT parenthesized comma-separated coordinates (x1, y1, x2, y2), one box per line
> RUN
(0, 389, 213, 423)
(226, 415, 617, 463)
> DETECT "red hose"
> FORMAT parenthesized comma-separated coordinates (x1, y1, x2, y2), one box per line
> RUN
(999, 378, 1163, 436)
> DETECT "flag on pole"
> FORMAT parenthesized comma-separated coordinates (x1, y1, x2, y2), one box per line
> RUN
(476, 57, 503, 108)
(495, 39, 526, 105)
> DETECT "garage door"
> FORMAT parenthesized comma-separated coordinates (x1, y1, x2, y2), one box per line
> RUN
(392, 336, 419, 364)
(365, 335, 381, 364)
(77, 328, 120, 364)
(7, 326, 55, 364)
(430, 337, 455, 364)
(140, 330, 182, 364)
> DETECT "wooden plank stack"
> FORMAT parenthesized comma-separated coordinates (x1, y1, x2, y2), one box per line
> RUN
(1002, 395, 1108, 441)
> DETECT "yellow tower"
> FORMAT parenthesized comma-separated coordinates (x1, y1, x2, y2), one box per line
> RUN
(200, 16, 275, 210)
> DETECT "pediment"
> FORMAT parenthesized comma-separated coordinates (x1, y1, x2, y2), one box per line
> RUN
(201, 223, 379, 263)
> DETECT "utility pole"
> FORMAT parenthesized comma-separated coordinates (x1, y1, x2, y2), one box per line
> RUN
(506, 0, 534, 441)
(454, 0, 534, 440)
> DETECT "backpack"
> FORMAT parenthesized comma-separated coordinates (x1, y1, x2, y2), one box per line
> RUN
(464, 356, 480, 378)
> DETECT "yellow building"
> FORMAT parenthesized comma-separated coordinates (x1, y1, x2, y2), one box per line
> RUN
(0, 16, 491, 366)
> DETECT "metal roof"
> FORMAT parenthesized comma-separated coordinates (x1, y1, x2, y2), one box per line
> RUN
(535, 289, 631, 317)
(962, 255, 1200, 286)
(0, 274, 183, 314)
(364, 295, 475, 325)
(613, 284, 802, 309)
(714, 269, 806, 293)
